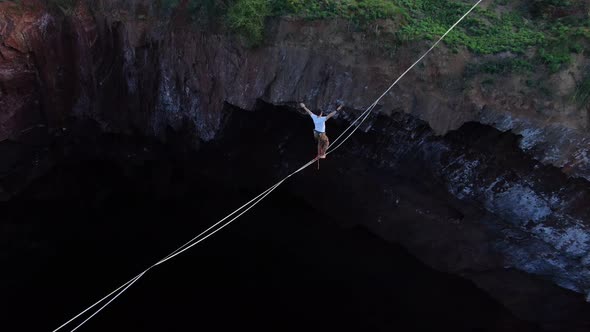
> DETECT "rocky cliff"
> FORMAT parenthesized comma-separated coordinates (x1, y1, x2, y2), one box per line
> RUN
(1, 0, 589, 329)
(2, 1, 589, 178)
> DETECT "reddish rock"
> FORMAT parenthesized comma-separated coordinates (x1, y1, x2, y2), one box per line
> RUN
(0, 0, 75, 142)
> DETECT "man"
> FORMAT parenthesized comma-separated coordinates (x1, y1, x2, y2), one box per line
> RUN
(299, 102, 344, 159)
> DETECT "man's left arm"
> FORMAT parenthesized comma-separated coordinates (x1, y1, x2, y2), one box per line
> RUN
(326, 104, 344, 120)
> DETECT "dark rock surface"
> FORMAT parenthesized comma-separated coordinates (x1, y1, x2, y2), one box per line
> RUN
(1, 1, 589, 330)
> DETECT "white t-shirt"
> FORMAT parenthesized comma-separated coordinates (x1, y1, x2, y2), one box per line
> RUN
(310, 113, 327, 133)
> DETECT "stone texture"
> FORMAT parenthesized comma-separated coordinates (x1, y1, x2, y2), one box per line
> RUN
(1, 1, 589, 327)
(2, 1, 589, 178)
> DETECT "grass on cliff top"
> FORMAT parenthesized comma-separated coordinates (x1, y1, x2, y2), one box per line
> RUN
(85, 0, 586, 78)
(192, 0, 588, 72)
(227, 0, 407, 45)
(396, 0, 545, 55)
(397, 0, 589, 73)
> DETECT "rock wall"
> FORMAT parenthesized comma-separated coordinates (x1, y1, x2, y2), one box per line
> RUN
(1, 0, 589, 178)
(1, 0, 589, 327)
(0, 0, 75, 141)
(172, 103, 590, 330)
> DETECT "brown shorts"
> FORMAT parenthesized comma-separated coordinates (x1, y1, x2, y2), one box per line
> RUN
(313, 130, 328, 141)
(314, 130, 330, 156)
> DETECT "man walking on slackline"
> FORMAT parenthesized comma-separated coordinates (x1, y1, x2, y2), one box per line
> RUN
(299, 102, 344, 159)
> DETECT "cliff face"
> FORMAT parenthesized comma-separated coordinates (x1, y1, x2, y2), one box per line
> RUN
(0, 0, 75, 141)
(1, 0, 590, 328)
(210, 104, 590, 330)
(2, 1, 589, 177)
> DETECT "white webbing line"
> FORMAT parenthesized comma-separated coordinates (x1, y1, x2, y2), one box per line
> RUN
(53, 1, 483, 330)
(52, 181, 281, 332)
(53, 159, 316, 332)
(67, 271, 147, 332)
(328, 0, 483, 155)
(153, 158, 317, 266)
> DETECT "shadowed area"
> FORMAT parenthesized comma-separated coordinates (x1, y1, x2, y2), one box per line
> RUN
(1, 116, 541, 332)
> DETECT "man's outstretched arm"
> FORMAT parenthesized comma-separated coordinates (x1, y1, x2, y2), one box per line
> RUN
(326, 104, 344, 120)
(299, 103, 314, 116)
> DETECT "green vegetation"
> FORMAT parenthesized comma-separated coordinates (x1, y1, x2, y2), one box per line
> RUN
(273, 0, 406, 25)
(467, 58, 534, 76)
(159, 0, 407, 45)
(12, 0, 588, 75)
(226, 0, 271, 46)
(538, 22, 590, 72)
(5, 0, 590, 66)
(201, 0, 588, 76)
(225, 0, 406, 45)
(395, 1, 545, 54)
(573, 72, 590, 108)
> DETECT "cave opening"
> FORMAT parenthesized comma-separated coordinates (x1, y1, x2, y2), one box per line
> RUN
(0, 102, 566, 332)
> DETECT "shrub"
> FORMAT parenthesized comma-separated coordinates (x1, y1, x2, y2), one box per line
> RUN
(573, 72, 590, 108)
(226, 0, 271, 46)
(396, 1, 544, 55)
(467, 58, 533, 76)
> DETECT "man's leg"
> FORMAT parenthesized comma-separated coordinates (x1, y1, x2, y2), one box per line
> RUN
(313, 131, 321, 159)
(319, 134, 329, 158)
